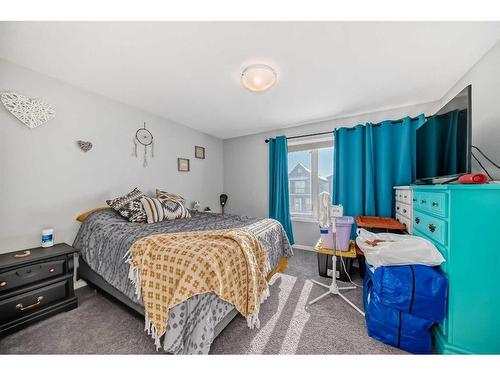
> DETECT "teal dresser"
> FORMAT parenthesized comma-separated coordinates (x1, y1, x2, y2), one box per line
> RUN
(411, 184, 500, 354)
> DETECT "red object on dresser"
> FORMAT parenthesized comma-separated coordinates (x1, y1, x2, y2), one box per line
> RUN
(458, 173, 489, 184)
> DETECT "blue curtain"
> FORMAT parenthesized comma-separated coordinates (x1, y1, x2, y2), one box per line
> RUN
(269, 136, 295, 245)
(333, 114, 426, 221)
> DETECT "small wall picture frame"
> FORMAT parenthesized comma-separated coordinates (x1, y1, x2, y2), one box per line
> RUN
(178, 158, 190, 172)
(195, 146, 206, 159)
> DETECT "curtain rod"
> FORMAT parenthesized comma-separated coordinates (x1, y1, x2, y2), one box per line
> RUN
(263, 115, 430, 143)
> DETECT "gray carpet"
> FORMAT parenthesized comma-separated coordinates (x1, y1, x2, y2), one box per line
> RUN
(0, 249, 403, 354)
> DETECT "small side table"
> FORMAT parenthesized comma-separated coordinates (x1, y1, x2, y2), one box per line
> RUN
(0, 243, 78, 336)
(310, 239, 364, 316)
(314, 239, 357, 281)
(314, 239, 358, 258)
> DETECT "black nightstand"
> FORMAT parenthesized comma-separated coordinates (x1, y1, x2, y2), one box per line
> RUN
(0, 243, 78, 336)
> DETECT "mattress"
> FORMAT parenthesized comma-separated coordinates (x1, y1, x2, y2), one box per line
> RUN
(73, 208, 292, 354)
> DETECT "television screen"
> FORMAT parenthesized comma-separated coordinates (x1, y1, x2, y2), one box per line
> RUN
(415, 86, 471, 183)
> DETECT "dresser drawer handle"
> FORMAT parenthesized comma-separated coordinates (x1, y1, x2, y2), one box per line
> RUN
(421, 200, 426, 204)
(49, 268, 55, 273)
(412, 198, 417, 202)
(415, 217, 420, 224)
(429, 224, 436, 233)
(432, 202, 438, 207)
(396, 206, 400, 210)
(0, 281, 6, 287)
(403, 209, 407, 213)
(14, 250, 31, 258)
(16, 296, 44, 311)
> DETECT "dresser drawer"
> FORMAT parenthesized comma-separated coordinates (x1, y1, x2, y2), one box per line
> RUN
(395, 189, 412, 205)
(395, 201, 412, 219)
(0, 258, 65, 293)
(396, 213, 412, 234)
(413, 211, 448, 247)
(0, 280, 69, 323)
(415, 191, 448, 218)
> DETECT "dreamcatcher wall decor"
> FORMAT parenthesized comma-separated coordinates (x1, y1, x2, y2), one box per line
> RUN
(133, 122, 154, 167)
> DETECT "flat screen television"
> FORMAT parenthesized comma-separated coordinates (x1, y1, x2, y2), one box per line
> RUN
(415, 85, 472, 184)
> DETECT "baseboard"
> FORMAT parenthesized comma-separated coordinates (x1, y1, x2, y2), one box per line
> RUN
(75, 279, 88, 290)
(292, 245, 315, 252)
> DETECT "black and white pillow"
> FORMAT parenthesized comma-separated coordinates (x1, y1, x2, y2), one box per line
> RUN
(106, 188, 147, 223)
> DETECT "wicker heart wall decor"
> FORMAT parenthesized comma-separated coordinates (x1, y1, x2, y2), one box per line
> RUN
(1, 91, 56, 129)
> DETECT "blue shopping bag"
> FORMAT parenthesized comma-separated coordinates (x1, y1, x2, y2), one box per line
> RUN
(365, 280, 434, 354)
(365, 264, 447, 322)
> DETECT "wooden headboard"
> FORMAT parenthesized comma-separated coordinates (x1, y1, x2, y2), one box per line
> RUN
(76, 207, 108, 222)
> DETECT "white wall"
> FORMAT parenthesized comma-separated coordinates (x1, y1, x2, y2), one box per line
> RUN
(0, 59, 223, 253)
(440, 40, 500, 180)
(223, 101, 440, 248)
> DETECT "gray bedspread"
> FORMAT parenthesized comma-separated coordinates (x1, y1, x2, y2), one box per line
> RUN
(73, 209, 292, 354)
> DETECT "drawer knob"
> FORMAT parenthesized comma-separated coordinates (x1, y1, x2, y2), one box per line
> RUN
(396, 206, 400, 210)
(412, 198, 417, 202)
(0, 281, 6, 287)
(49, 268, 55, 273)
(16, 296, 44, 311)
(403, 209, 407, 213)
(429, 224, 436, 233)
(415, 217, 420, 224)
(421, 199, 426, 204)
(432, 202, 438, 207)
(404, 195, 407, 198)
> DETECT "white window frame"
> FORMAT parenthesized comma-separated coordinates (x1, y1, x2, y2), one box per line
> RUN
(288, 136, 333, 223)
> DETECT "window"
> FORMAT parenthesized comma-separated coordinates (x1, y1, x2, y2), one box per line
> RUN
(288, 139, 333, 219)
(288, 149, 312, 216)
(294, 180, 306, 193)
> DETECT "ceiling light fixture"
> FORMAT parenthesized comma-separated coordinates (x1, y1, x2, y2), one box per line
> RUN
(241, 64, 277, 92)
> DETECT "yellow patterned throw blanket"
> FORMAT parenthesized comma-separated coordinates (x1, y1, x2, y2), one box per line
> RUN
(125, 229, 271, 348)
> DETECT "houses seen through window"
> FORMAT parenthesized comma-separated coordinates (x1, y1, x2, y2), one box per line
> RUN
(288, 142, 333, 218)
(288, 150, 312, 215)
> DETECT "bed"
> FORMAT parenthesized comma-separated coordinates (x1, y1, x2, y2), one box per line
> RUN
(73, 208, 293, 354)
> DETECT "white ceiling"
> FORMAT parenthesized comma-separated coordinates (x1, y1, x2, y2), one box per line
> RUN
(1, 22, 500, 139)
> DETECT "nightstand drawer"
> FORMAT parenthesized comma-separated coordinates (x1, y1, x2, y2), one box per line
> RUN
(0, 258, 65, 293)
(0, 280, 69, 323)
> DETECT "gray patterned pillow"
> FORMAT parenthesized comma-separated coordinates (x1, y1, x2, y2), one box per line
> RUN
(106, 188, 147, 223)
(160, 198, 191, 220)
